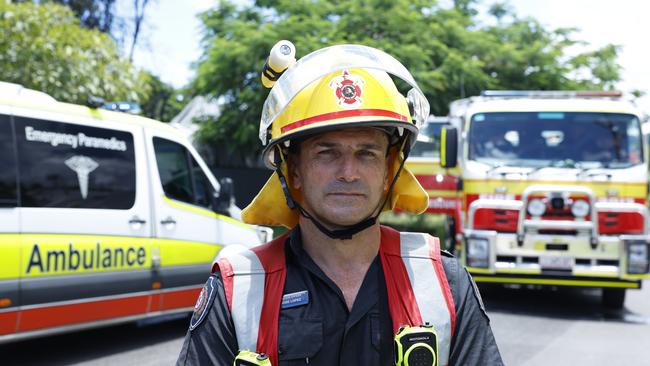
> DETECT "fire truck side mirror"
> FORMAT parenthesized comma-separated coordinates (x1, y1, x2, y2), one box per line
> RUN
(440, 127, 458, 168)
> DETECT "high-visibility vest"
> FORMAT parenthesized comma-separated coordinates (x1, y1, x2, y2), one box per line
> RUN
(213, 226, 456, 366)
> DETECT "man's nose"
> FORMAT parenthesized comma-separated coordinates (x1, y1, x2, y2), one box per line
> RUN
(336, 152, 360, 182)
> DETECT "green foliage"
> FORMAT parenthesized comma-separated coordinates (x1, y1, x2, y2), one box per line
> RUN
(34, 0, 116, 33)
(379, 211, 447, 240)
(139, 73, 188, 122)
(0, 1, 150, 105)
(192, 0, 623, 166)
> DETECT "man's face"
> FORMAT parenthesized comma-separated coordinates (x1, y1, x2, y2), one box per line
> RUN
(290, 128, 391, 228)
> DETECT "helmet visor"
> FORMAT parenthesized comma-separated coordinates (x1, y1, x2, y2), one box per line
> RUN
(260, 44, 430, 145)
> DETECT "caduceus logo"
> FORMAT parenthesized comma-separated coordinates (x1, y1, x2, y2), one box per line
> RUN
(65, 155, 99, 199)
(329, 70, 364, 108)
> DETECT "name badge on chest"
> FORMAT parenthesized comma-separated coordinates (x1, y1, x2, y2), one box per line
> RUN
(281, 290, 309, 309)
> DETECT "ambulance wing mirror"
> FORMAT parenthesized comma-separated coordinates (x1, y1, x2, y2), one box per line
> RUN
(214, 177, 234, 215)
(440, 127, 458, 168)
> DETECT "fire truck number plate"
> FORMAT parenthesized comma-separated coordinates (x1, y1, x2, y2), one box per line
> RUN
(539, 255, 574, 270)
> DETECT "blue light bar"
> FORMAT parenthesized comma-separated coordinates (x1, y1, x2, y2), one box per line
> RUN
(481, 90, 534, 97)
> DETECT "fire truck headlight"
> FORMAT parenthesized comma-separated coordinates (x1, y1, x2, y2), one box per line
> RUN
(627, 241, 650, 274)
(527, 198, 546, 217)
(570, 199, 590, 218)
(467, 237, 489, 268)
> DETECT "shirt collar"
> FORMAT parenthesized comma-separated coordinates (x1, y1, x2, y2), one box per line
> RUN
(286, 226, 382, 320)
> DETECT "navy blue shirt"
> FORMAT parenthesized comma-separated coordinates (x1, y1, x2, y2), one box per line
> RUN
(177, 229, 504, 365)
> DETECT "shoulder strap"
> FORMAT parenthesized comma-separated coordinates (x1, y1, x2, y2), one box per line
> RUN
(213, 233, 288, 366)
(379, 226, 423, 329)
(379, 225, 456, 366)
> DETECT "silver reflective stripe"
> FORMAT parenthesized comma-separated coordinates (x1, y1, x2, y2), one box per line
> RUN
(400, 232, 452, 366)
(227, 249, 266, 352)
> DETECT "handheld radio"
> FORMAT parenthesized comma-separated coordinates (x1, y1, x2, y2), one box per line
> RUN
(394, 324, 438, 366)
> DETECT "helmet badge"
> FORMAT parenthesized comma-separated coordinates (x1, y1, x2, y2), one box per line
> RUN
(330, 70, 364, 108)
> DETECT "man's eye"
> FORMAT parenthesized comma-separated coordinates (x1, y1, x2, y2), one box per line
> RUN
(358, 150, 377, 158)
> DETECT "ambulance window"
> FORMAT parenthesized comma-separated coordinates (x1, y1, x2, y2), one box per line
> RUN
(153, 138, 194, 204)
(153, 138, 217, 209)
(0, 114, 18, 207)
(14, 117, 136, 209)
(190, 156, 216, 209)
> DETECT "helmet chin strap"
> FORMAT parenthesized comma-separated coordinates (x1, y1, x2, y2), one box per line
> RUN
(273, 140, 409, 240)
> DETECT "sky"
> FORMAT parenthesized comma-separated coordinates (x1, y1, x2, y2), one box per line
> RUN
(130, 0, 650, 113)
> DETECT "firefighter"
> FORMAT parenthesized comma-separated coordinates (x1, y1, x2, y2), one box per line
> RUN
(176, 43, 504, 366)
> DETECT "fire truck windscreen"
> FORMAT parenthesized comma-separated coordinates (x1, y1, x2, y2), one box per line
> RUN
(468, 112, 643, 168)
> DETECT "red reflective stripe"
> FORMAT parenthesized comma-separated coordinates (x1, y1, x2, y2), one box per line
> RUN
(428, 236, 457, 337)
(256, 269, 285, 365)
(280, 109, 409, 134)
(253, 232, 289, 272)
(9, 287, 199, 333)
(150, 292, 162, 312)
(253, 234, 289, 366)
(379, 226, 423, 333)
(0, 311, 18, 335)
(17, 294, 150, 332)
(161, 287, 202, 311)
(217, 258, 235, 311)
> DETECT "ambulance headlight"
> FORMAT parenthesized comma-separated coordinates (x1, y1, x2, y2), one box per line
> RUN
(571, 199, 590, 218)
(627, 241, 650, 274)
(527, 198, 546, 217)
(467, 237, 489, 268)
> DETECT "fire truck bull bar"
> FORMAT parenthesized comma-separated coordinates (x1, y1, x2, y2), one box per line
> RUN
(463, 184, 650, 286)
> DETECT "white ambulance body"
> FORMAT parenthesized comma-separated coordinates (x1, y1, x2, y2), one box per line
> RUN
(0, 82, 267, 342)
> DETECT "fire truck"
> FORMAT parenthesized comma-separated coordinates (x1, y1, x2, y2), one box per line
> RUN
(411, 90, 650, 308)
(405, 116, 459, 251)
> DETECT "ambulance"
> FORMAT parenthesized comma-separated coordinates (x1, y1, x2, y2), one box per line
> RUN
(0, 82, 268, 342)
(428, 90, 650, 308)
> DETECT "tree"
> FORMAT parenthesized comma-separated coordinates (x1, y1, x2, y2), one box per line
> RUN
(14, 0, 118, 33)
(191, 0, 623, 167)
(487, 2, 511, 22)
(126, 0, 152, 61)
(140, 73, 188, 122)
(15, 0, 153, 60)
(0, 1, 150, 105)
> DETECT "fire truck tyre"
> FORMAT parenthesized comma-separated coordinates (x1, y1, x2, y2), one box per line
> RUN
(602, 288, 626, 309)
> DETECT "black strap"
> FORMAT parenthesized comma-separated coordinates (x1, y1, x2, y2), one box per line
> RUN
(263, 58, 284, 81)
(296, 206, 377, 240)
(274, 149, 296, 209)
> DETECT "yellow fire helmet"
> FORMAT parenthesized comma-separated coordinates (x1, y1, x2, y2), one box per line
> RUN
(243, 43, 430, 237)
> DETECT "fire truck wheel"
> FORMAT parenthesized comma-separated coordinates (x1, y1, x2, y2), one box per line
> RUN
(602, 288, 626, 309)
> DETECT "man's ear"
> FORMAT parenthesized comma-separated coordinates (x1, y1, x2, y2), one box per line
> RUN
(288, 154, 302, 190)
